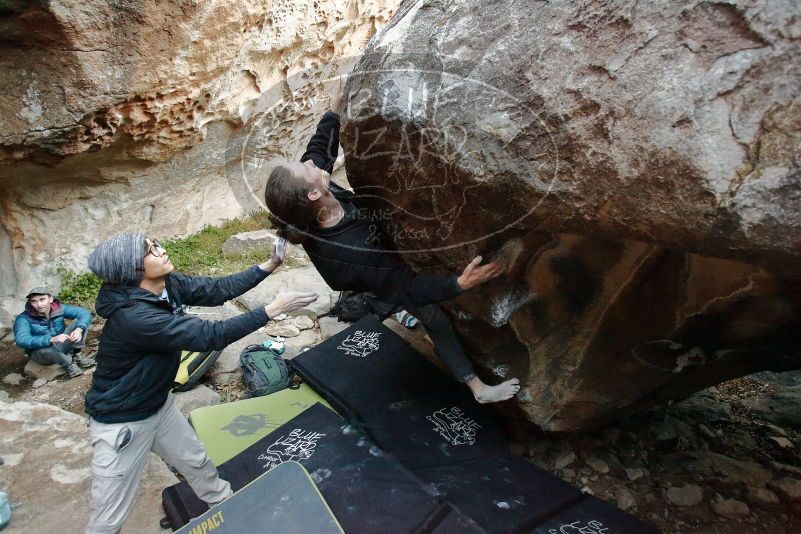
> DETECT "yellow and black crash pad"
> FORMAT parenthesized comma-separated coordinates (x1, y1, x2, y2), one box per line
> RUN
(164, 404, 443, 533)
(188, 383, 331, 465)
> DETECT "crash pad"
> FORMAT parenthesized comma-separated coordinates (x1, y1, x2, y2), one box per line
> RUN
(414, 455, 583, 533)
(531, 496, 660, 534)
(289, 319, 658, 534)
(175, 461, 342, 534)
(163, 403, 441, 533)
(356, 389, 509, 469)
(290, 316, 456, 418)
(188, 383, 330, 465)
(416, 502, 487, 533)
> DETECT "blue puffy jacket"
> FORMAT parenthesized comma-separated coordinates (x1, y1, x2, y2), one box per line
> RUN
(13, 299, 92, 354)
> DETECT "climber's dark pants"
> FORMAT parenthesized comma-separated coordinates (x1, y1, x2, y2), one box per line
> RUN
(368, 296, 477, 382)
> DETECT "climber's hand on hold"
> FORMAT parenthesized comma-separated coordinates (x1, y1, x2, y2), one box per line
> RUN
(456, 256, 503, 290)
(260, 237, 286, 274)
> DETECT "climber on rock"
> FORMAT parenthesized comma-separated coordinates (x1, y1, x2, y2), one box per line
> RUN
(82, 232, 317, 533)
(13, 286, 95, 378)
(263, 99, 520, 404)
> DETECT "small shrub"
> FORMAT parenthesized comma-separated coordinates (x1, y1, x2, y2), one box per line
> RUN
(163, 210, 275, 275)
(56, 266, 103, 311)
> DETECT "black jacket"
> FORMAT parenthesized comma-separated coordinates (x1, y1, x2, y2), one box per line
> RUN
(85, 266, 269, 423)
(300, 112, 463, 308)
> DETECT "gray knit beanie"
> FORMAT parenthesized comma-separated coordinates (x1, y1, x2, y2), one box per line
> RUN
(88, 232, 147, 286)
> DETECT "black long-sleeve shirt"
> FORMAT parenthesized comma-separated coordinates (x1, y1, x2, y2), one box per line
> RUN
(300, 112, 463, 308)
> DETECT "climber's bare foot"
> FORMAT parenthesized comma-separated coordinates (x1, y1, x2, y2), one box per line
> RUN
(467, 377, 521, 404)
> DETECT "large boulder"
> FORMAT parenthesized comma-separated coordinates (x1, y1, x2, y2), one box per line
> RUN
(184, 302, 243, 322)
(0, 297, 24, 341)
(340, 0, 801, 430)
(0, 0, 401, 300)
(318, 316, 349, 340)
(282, 329, 322, 360)
(235, 265, 338, 317)
(222, 229, 279, 256)
(210, 329, 267, 385)
(173, 385, 221, 418)
(23, 360, 67, 382)
(0, 401, 177, 533)
(736, 386, 801, 428)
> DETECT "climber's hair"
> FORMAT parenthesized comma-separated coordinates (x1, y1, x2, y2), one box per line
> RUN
(265, 164, 315, 245)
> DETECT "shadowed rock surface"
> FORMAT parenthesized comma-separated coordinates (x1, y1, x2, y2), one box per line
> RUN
(340, 0, 801, 430)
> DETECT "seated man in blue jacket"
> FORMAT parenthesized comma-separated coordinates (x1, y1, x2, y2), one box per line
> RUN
(13, 286, 95, 378)
(264, 109, 520, 404)
(83, 232, 316, 534)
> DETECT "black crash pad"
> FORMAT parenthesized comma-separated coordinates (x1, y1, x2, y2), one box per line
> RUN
(415, 501, 487, 534)
(414, 455, 583, 533)
(291, 316, 458, 417)
(531, 496, 661, 534)
(415, 456, 660, 534)
(163, 403, 440, 533)
(292, 316, 512, 469)
(356, 389, 509, 470)
(175, 461, 342, 534)
(415, 456, 658, 534)
(290, 319, 658, 534)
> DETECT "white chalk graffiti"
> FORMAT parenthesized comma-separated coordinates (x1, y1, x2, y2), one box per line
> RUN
(548, 520, 608, 534)
(427, 407, 481, 446)
(257, 428, 326, 470)
(337, 330, 382, 358)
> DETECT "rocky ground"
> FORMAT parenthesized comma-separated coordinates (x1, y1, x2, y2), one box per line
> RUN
(505, 374, 801, 533)
(1, 244, 800, 533)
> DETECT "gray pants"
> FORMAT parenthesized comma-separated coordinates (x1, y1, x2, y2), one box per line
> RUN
(28, 321, 87, 367)
(85, 394, 232, 534)
(366, 296, 477, 382)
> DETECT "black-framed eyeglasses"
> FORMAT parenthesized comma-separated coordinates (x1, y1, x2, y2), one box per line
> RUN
(145, 240, 166, 258)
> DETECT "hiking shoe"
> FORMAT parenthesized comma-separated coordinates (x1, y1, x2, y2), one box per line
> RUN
(66, 363, 84, 378)
(74, 354, 96, 368)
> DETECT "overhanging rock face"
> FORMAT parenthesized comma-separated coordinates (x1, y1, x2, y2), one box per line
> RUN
(340, 0, 801, 430)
